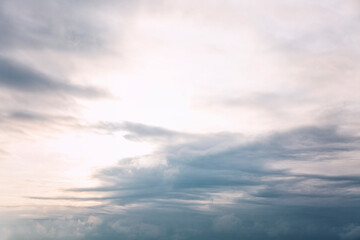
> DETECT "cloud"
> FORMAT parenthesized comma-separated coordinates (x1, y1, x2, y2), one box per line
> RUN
(0, 56, 106, 98)
(1, 0, 360, 239)
(20, 122, 355, 239)
(85, 124, 359, 206)
(1, 215, 103, 240)
(341, 225, 360, 240)
(0, 0, 139, 52)
(0, 55, 108, 137)
(213, 214, 241, 232)
(111, 219, 161, 239)
(95, 121, 183, 142)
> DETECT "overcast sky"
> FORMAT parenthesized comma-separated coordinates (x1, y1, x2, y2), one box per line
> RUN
(1, 0, 360, 239)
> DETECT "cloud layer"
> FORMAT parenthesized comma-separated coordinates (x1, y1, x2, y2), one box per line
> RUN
(10, 122, 358, 240)
(1, 0, 360, 240)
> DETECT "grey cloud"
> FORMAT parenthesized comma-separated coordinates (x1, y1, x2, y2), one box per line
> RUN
(6, 205, 356, 240)
(23, 126, 359, 240)
(121, 122, 180, 139)
(8, 111, 51, 121)
(0, 55, 107, 136)
(0, 0, 129, 135)
(0, 108, 84, 139)
(96, 121, 182, 141)
(0, 0, 96, 52)
(20, 121, 359, 239)
(70, 124, 360, 206)
(30, 123, 356, 239)
(0, 56, 106, 98)
(2, 110, 77, 125)
(1, 215, 103, 240)
(0, 0, 138, 52)
(341, 225, 360, 240)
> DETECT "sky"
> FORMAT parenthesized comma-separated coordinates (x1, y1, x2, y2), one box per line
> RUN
(0, 0, 360, 239)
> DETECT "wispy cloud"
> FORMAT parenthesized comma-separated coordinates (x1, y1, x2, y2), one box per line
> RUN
(0, 56, 106, 98)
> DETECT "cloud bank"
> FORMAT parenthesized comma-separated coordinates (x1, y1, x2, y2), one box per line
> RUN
(6, 122, 358, 240)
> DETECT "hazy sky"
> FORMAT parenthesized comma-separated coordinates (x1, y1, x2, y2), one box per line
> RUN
(1, 0, 360, 239)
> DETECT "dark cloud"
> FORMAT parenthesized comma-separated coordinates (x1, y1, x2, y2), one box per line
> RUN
(0, 56, 106, 98)
(87, 124, 360, 207)
(2, 120, 358, 240)
(341, 225, 360, 240)
(5, 204, 360, 240)
(20, 123, 359, 239)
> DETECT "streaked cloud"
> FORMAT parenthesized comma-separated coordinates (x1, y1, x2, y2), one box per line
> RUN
(0, 56, 106, 98)
(14, 122, 358, 239)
